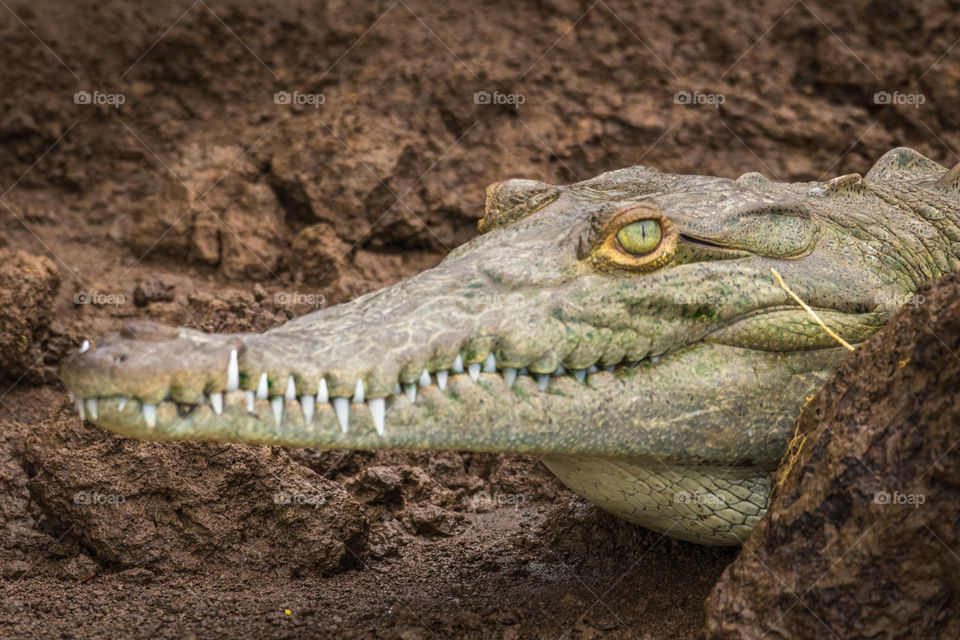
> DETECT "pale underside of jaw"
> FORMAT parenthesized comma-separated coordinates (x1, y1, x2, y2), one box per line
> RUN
(69, 347, 661, 437)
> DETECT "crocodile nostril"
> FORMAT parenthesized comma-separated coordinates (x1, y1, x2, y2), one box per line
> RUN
(114, 354, 127, 363)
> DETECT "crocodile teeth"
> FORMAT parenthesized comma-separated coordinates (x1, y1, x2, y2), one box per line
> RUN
(452, 354, 464, 374)
(226, 349, 239, 391)
(504, 367, 518, 387)
(245, 391, 255, 413)
(436, 370, 448, 390)
(369, 398, 385, 436)
(468, 363, 481, 381)
(394, 382, 402, 395)
(537, 374, 549, 391)
(271, 397, 283, 426)
(85, 398, 98, 420)
(483, 354, 496, 373)
(317, 379, 329, 404)
(79, 340, 90, 353)
(419, 369, 431, 387)
(587, 365, 599, 374)
(285, 376, 297, 401)
(554, 365, 566, 376)
(143, 404, 157, 428)
(117, 398, 127, 411)
(256, 373, 269, 400)
(333, 397, 349, 433)
(573, 368, 587, 384)
(210, 392, 223, 415)
(352, 380, 365, 403)
(76, 399, 86, 420)
(301, 395, 314, 424)
(404, 383, 417, 403)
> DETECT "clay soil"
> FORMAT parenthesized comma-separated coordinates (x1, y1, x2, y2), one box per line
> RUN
(1, 1, 958, 638)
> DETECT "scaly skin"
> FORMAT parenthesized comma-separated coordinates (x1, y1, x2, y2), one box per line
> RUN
(61, 148, 960, 545)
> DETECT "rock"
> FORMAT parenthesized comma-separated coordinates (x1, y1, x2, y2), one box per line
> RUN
(704, 273, 960, 639)
(287, 222, 350, 286)
(0, 249, 59, 384)
(27, 440, 368, 577)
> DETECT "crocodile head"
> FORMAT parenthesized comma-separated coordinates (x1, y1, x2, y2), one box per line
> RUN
(61, 148, 960, 545)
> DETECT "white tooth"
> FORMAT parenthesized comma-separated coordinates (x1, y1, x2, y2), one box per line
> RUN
(68, 392, 75, 402)
(452, 354, 464, 374)
(651, 355, 660, 364)
(573, 369, 587, 384)
(285, 375, 297, 401)
(333, 397, 349, 433)
(352, 380, 365, 403)
(143, 404, 156, 428)
(436, 370, 448, 390)
(587, 365, 599, 374)
(245, 391, 255, 412)
(404, 383, 417, 403)
(226, 349, 239, 392)
(317, 378, 329, 404)
(468, 363, 481, 381)
(419, 369, 431, 387)
(504, 367, 518, 387)
(369, 398, 385, 436)
(394, 382, 402, 395)
(271, 397, 283, 426)
(301, 395, 315, 424)
(537, 374, 549, 391)
(79, 340, 90, 353)
(85, 398, 98, 419)
(256, 373, 269, 400)
(75, 399, 86, 420)
(118, 398, 127, 411)
(210, 392, 223, 415)
(483, 354, 496, 373)
(554, 365, 566, 376)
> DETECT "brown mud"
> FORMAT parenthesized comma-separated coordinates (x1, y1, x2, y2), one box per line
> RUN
(1, 1, 958, 638)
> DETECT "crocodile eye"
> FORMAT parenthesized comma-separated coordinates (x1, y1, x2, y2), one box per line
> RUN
(615, 220, 661, 256)
(588, 204, 677, 273)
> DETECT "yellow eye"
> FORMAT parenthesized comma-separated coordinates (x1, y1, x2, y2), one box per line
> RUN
(615, 220, 661, 256)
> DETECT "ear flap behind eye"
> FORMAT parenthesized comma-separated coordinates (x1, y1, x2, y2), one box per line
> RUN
(478, 179, 560, 232)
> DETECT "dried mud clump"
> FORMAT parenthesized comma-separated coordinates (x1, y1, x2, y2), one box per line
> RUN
(0, 249, 59, 385)
(27, 436, 368, 578)
(704, 273, 960, 640)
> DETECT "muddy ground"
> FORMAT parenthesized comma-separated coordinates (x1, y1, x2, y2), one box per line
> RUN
(1, 1, 959, 638)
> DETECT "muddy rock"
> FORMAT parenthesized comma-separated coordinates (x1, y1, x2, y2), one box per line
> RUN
(704, 273, 960, 640)
(287, 222, 351, 286)
(0, 248, 59, 384)
(27, 438, 368, 577)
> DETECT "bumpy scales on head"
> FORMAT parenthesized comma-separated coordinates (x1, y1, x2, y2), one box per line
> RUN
(62, 148, 960, 545)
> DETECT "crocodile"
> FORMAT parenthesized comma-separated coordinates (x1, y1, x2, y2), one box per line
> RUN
(60, 147, 960, 545)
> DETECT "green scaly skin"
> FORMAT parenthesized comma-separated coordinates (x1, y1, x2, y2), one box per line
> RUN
(61, 148, 960, 545)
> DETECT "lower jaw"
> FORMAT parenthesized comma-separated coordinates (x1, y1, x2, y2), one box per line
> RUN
(543, 454, 769, 546)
